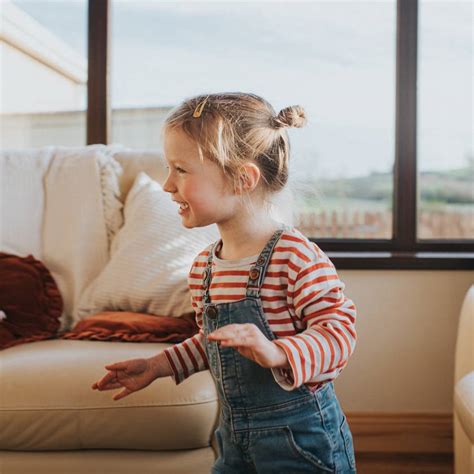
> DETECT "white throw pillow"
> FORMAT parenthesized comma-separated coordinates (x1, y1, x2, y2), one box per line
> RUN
(75, 172, 220, 323)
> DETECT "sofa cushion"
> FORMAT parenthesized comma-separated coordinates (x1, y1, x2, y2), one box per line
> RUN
(0, 339, 219, 450)
(60, 311, 198, 343)
(0, 449, 216, 474)
(42, 146, 124, 330)
(0, 253, 62, 349)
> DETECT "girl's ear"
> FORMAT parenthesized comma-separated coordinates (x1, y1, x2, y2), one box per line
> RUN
(239, 163, 261, 193)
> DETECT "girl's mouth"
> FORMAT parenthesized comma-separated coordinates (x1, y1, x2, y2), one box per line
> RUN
(178, 202, 189, 215)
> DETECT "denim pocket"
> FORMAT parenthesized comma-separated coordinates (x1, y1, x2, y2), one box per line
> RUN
(339, 415, 356, 470)
(250, 424, 334, 473)
(284, 425, 335, 472)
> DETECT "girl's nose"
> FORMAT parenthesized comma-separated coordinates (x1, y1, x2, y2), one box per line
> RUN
(162, 175, 175, 194)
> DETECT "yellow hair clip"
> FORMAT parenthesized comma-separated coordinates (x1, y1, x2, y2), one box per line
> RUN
(193, 97, 209, 118)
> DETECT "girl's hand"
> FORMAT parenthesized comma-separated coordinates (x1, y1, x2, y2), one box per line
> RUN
(207, 324, 290, 369)
(91, 358, 159, 401)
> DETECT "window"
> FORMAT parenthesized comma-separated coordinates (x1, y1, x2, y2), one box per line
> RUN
(5, 0, 471, 269)
(111, 1, 396, 240)
(417, 0, 473, 240)
(1, 1, 88, 148)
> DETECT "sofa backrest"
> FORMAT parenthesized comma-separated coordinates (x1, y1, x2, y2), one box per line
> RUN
(113, 149, 168, 197)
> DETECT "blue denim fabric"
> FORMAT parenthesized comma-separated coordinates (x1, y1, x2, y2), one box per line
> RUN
(202, 225, 357, 473)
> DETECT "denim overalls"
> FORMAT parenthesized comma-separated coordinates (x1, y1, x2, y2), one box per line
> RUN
(202, 225, 357, 473)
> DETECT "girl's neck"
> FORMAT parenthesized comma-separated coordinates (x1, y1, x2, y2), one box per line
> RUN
(216, 213, 283, 261)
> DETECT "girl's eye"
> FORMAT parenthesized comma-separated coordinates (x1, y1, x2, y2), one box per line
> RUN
(164, 165, 185, 174)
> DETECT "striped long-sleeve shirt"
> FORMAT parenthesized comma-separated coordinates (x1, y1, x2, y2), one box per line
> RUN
(163, 226, 357, 392)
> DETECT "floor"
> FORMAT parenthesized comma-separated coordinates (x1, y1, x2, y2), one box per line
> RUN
(355, 453, 454, 474)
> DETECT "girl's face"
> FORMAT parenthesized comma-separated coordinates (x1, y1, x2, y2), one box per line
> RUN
(162, 128, 238, 228)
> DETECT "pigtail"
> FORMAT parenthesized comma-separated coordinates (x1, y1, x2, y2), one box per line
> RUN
(271, 105, 307, 130)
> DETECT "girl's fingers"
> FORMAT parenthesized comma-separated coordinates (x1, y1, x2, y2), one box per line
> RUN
(208, 324, 261, 342)
(94, 381, 123, 391)
(105, 362, 127, 370)
(208, 324, 240, 338)
(92, 371, 118, 390)
(113, 387, 132, 401)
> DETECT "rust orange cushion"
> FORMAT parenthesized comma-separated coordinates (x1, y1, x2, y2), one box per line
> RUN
(60, 311, 198, 342)
(0, 252, 63, 350)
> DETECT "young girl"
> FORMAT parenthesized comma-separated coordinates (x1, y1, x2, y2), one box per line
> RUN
(92, 92, 357, 473)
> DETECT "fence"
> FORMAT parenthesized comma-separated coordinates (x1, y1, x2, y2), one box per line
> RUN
(294, 210, 473, 240)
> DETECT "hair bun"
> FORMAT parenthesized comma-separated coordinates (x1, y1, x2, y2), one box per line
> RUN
(272, 105, 307, 129)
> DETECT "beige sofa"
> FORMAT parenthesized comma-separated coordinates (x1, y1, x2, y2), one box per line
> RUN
(454, 285, 474, 474)
(0, 145, 291, 474)
(0, 148, 222, 474)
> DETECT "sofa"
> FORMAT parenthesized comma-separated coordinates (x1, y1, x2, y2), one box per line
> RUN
(454, 285, 474, 474)
(0, 145, 293, 474)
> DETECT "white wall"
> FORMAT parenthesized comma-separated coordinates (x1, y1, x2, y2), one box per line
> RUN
(0, 42, 86, 114)
(334, 270, 473, 413)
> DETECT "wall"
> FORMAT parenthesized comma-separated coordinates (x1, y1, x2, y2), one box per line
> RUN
(333, 270, 473, 413)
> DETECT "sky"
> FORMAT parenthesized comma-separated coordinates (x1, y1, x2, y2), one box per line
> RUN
(9, 0, 474, 180)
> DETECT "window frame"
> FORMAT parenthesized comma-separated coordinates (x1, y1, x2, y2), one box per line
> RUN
(87, 0, 474, 270)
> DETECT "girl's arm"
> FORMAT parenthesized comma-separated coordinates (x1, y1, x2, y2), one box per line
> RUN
(271, 260, 357, 390)
(161, 319, 209, 385)
(162, 258, 210, 385)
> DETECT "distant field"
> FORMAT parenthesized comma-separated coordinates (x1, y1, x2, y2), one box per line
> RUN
(290, 165, 473, 214)
(294, 195, 473, 214)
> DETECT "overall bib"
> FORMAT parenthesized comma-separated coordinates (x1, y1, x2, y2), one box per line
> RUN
(202, 225, 357, 473)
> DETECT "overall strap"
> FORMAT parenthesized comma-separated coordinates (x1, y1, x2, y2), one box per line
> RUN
(246, 225, 289, 298)
(202, 241, 219, 305)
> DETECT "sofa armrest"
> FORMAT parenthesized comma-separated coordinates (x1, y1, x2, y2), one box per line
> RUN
(454, 371, 474, 443)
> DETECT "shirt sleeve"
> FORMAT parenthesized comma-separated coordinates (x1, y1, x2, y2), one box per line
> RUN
(162, 259, 209, 385)
(271, 255, 357, 391)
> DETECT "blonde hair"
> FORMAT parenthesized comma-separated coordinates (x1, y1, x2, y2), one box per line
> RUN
(163, 92, 306, 206)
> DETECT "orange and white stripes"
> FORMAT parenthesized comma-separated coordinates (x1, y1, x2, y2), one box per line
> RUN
(163, 227, 357, 391)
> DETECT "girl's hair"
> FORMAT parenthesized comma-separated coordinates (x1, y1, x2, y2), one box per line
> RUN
(163, 92, 306, 202)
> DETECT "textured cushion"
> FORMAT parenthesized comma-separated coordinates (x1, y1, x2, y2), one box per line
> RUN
(42, 146, 124, 330)
(0, 253, 62, 349)
(76, 172, 220, 322)
(60, 311, 198, 343)
(0, 339, 219, 450)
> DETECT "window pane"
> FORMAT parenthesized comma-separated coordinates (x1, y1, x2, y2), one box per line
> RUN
(1, 1, 88, 148)
(417, 1, 473, 240)
(111, 1, 396, 239)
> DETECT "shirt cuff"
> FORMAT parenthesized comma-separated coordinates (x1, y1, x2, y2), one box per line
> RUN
(163, 348, 186, 385)
(271, 367, 297, 391)
(271, 338, 303, 390)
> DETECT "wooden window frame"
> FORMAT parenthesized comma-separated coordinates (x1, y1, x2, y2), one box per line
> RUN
(86, 0, 474, 270)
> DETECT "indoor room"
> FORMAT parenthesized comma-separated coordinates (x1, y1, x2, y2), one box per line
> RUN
(0, 1, 472, 473)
